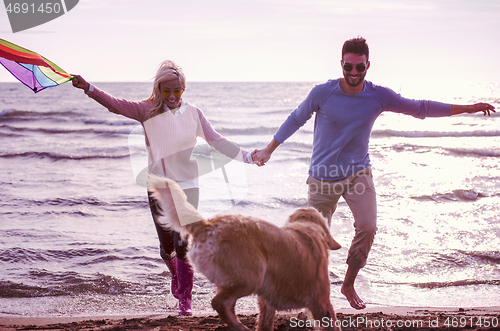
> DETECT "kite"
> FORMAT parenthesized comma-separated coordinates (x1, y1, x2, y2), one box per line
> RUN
(0, 38, 73, 93)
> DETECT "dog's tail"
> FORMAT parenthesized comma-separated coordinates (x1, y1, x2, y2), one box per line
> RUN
(147, 175, 204, 238)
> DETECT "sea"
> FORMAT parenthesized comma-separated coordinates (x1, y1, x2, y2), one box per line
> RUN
(1, 80, 499, 318)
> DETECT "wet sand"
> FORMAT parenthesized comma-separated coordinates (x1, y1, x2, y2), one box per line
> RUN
(1, 306, 499, 330)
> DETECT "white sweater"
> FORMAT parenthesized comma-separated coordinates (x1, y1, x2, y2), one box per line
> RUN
(87, 85, 252, 188)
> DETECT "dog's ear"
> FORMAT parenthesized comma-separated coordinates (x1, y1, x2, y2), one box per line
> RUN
(327, 236, 342, 250)
(307, 209, 342, 250)
(289, 208, 341, 250)
(288, 208, 319, 224)
(289, 208, 327, 225)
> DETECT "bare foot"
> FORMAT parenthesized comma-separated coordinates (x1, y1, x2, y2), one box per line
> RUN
(341, 284, 366, 310)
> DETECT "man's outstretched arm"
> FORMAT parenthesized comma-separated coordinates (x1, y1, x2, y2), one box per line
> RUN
(451, 103, 496, 116)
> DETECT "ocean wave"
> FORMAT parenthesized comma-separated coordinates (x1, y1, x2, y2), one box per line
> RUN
(0, 247, 108, 264)
(216, 126, 280, 136)
(3, 196, 148, 209)
(0, 151, 131, 160)
(0, 124, 133, 135)
(1, 229, 71, 242)
(282, 141, 313, 151)
(83, 118, 137, 126)
(411, 189, 489, 202)
(34, 197, 146, 208)
(0, 272, 146, 298)
(258, 108, 295, 115)
(0, 244, 167, 298)
(444, 148, 500, 158)
(1, 246, 163, 265)
(0, 131, 23, 138)
(372, 129, 500, 138)
(388, 143, 500, 158)
(412, 279, 500, 289)
(458, 250, 500, 264)
(32, 197, 108, 207)
(0, 109, 84, 120)
(78, 252, 158, 266)
(272, 197, 308, 208)
(227, 197, 308, 210)
(389, 143, 431, 153)
(399, 250, 500, 275)
(0, 124, 92, 134)
(259, 197, 308, 209)
(0, 280, 60, 298)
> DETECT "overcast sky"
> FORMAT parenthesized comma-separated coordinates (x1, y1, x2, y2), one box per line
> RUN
(1, 0, 499, 97)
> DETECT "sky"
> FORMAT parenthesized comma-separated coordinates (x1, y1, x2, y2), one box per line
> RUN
(1, 0, 499, 98)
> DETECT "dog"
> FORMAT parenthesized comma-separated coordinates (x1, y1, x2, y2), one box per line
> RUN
(148, 176, 342, 331)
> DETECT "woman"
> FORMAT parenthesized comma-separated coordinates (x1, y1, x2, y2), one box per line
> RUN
(72, 60, 254, 316)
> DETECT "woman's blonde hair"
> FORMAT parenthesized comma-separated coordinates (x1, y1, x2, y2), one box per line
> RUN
(147, 60, 187, 117)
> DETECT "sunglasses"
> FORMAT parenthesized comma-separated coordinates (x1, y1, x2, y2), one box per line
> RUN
(161, 89, 184, 97)
(342, 63, 367, 72)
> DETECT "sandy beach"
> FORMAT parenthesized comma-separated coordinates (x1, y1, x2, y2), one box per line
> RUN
(1, 306, 499, 330)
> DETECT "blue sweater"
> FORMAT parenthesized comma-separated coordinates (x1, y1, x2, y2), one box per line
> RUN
(274, 79, 451, 181)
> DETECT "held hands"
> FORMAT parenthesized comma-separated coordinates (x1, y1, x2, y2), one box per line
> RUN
(71, 74, 90, 93)
(251, 148, 272, 167)
(251, 139, 280, 167)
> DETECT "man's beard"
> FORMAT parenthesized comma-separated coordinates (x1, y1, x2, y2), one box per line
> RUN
(344, 72, 366, 87)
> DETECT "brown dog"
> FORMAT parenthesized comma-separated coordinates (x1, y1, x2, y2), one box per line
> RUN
(149, 176, 342, 331)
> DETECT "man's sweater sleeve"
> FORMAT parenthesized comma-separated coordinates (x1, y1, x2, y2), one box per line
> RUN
(376, 86, 451, 119)
(274, 85, 324, 144)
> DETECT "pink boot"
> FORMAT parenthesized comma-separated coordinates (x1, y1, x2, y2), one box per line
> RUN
(163, 257, 179, 299)
(176, 258, 194, 316)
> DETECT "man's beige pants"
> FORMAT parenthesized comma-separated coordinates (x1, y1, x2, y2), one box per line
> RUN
(307, 168, 377, 269)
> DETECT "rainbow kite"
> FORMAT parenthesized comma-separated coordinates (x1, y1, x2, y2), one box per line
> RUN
(0, 38, 73, 93)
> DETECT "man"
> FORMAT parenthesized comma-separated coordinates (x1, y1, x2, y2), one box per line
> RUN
(252, 37, 495, 310)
